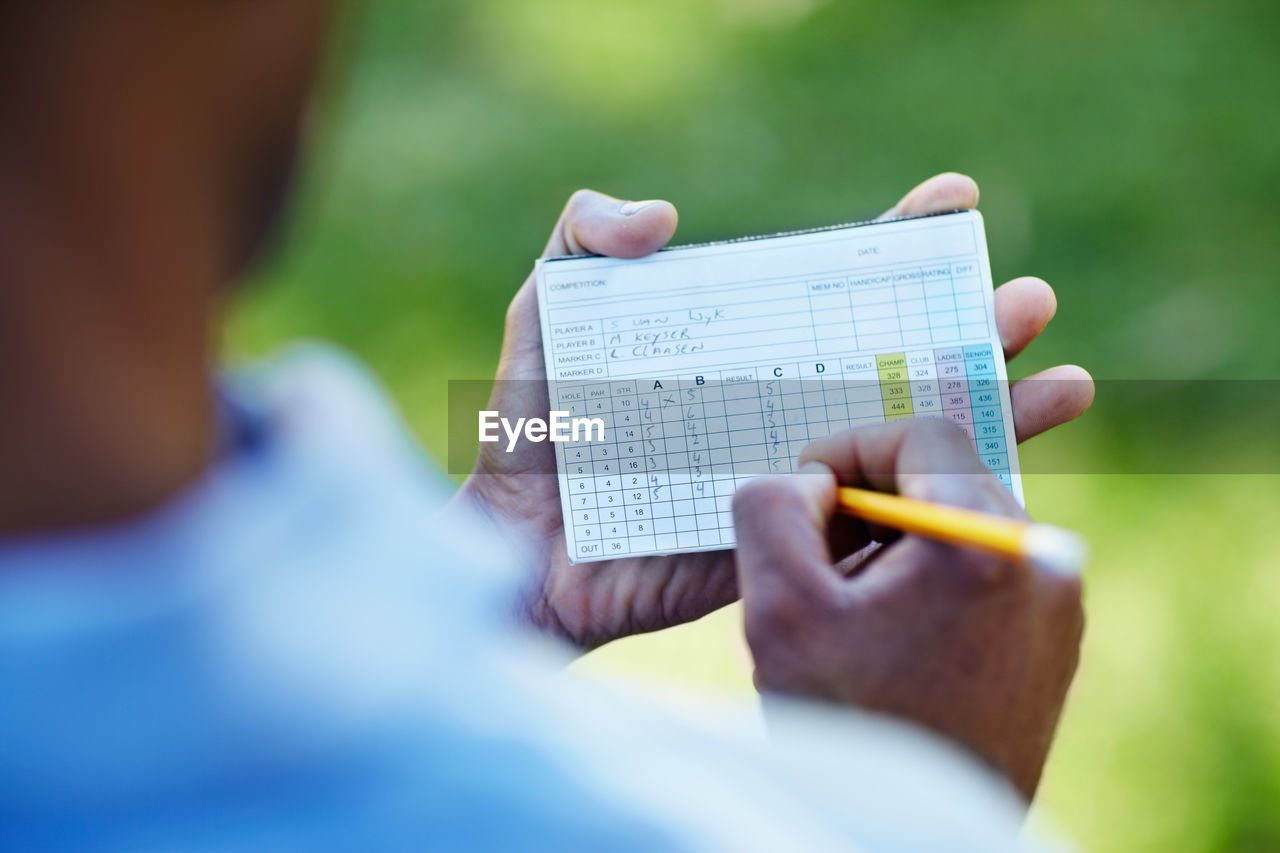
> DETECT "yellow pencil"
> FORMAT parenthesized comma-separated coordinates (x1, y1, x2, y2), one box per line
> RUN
(836, 487, 1088, 575)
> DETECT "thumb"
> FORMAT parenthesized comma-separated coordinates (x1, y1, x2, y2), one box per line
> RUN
(499, 189, 677, 376)
(733, 463, 841, 626)
(499, 190, 678, 380)
(543, 189, 678, 259)
(879, 172, 980, 220)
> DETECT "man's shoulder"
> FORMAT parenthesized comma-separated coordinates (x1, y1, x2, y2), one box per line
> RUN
(227, 341, 434, 477)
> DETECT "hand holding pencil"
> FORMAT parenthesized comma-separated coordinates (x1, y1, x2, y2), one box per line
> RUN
(732, 419, 1085, 801)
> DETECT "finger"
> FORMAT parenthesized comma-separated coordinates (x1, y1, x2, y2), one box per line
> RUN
(1011, 364, 1095, 443)
(543, 189, 679, 260)
(499, 190, 679, 380)
(994, 276, 1057, 360)
(799, 419, 985, 491)
(733, 463, 842, 616)
(879, 172, 980, 220)
(798, 419, 1017, 517)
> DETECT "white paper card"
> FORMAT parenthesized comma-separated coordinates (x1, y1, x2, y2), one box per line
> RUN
(535, 210, 1021, 564)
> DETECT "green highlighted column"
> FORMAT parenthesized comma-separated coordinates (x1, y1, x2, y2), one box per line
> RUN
(876, 353, 914, 420)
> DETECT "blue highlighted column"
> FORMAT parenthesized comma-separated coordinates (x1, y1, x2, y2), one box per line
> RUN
(963, 344, 1012, 489)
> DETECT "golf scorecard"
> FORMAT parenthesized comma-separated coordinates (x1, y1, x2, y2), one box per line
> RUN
(534, 210, 1021, 564)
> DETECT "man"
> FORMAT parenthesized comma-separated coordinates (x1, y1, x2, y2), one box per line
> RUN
(0, 2, 1094, 849)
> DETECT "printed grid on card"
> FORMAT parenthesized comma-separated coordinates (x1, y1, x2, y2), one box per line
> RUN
(535, 211, 1022, 564)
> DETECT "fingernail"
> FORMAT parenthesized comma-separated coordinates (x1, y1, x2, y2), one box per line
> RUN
(793, 466, 834, 499)
(620, 200, 660, 216)
(797, 461, 833, 480)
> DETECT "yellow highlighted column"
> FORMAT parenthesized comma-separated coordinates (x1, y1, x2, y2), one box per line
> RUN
(877, 353, 914, 420)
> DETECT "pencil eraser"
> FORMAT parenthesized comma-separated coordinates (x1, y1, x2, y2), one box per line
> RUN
(1024, 524, 1089, 576)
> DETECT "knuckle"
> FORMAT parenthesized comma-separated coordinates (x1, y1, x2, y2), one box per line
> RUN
(565, 188, 598, 214)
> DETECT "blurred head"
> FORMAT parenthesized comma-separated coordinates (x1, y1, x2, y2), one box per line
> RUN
(0, 0, 335, 286)
(0, 1, 339, 532)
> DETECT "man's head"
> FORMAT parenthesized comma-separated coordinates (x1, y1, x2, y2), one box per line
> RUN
(0, 1, 337, 532)
(0, 0, 335, 285)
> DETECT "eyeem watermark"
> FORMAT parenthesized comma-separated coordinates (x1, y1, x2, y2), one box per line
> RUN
(479, 410, 604, 452)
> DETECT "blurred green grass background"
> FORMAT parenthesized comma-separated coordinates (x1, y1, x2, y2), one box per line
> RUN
(226, 1, 1280, 849)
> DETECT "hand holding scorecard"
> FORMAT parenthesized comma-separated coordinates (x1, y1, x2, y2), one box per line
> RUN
(534, 211, 1021, 564)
